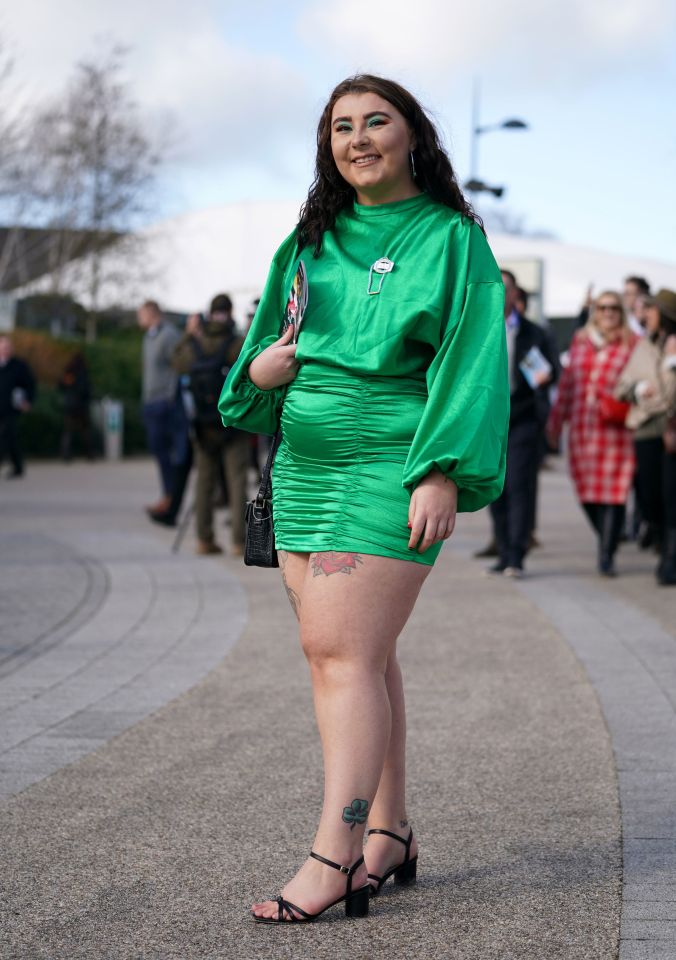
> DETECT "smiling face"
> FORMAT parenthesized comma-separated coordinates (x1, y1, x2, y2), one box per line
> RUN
(330, 92, 419, 206)
(594, 294, 625, 339)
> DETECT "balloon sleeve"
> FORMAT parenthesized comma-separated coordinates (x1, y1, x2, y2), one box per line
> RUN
(402, 278, 509, 512)
(218, 231, 297, 436)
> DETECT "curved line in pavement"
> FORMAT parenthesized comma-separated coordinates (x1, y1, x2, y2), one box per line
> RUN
(32, 573, 207, 739)
(0, 535, 110, 679)
(0, 564, 159, 730)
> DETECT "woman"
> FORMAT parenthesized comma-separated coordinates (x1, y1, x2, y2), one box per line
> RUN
(218, 74, 509, 923)
(547, 292, 637, 576)
(616, 288, 676, 585)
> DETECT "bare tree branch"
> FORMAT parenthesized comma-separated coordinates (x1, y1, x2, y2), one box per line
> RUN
(21, 45, 163, 340)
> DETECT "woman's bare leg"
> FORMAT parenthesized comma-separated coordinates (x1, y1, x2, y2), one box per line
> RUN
(371, 652, 408, 825)
(364, 651, 419, 884)
(251, 551, 429, 920)
(278, 549, 305, 621)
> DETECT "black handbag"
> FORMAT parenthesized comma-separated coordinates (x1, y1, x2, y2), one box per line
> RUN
(243, 260, 307, 567)
(244, 431, 281, 567)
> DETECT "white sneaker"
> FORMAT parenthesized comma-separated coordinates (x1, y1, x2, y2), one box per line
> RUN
(503, 566, 524, 579)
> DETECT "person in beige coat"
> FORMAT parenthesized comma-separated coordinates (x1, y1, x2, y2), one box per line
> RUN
(616, 287, 676, 584)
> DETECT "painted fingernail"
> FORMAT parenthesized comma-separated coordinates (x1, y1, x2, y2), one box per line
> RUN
(407, 522, 412, 528)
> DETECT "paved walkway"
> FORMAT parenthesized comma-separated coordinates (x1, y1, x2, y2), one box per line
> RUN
(0, 458, 674, 959)
(0, 462, 247, 801)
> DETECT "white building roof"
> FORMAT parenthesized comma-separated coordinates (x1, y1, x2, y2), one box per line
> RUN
(16, 200, 675, 327)
(142, 200, 676, 323)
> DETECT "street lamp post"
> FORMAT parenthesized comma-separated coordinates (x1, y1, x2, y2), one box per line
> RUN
(465, 80, 528, 197)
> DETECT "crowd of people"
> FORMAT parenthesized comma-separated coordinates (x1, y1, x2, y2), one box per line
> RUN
(555, 280, 676, 585)
(1, 275, 674, 585)
(472, 273, 676, 587)
(458, 274, 676, 586)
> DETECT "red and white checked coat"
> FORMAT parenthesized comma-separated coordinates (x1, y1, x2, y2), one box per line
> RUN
(548, 331, 637, 505)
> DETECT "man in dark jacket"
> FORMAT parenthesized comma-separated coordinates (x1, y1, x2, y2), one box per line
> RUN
(173, 294, 248, 556)
(137, 300, 182, 514)
(486, 270, 560, 577)
(0, 335, 36, 478)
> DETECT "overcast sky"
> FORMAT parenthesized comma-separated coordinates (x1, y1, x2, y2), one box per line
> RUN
(3, 0, 676, 265)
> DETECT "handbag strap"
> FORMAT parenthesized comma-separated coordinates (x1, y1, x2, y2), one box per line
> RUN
(253, 379, 289, 506)
(255, 431, 281, 507)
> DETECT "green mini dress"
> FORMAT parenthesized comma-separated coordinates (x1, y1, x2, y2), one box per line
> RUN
(218, 193, 509, 565)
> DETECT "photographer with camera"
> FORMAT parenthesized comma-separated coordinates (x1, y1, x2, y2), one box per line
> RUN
(173, 294, 247, 556)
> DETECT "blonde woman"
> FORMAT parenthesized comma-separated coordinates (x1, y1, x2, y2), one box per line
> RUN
(547, 292, 637, 576)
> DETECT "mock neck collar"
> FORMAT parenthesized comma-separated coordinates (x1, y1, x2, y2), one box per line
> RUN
(351, 193, 431, 218)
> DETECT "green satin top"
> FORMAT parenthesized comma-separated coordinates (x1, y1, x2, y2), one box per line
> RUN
(218, 192, 509, 512)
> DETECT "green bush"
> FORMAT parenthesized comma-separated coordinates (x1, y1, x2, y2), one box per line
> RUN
(82, 335, 146, 455)
(13, 330, 148, 458)
(17, 386, 70, 458)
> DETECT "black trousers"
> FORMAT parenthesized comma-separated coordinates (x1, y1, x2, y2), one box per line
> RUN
(664, 451, 676, 530)
(634, 437, 676, 532)
(490, 419, 541, 568)
(165, 440, 193, 521)
(634, 436, 664, 530)
(60, 411, 94, 461)
(581, 502, 626, 564)
(0, 415, 23, 473)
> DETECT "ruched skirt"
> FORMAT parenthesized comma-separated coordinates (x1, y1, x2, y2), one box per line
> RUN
(272, 362, 442, 565)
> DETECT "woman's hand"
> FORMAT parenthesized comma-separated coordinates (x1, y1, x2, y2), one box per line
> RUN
(636, 380, 656, 399)
(248, 326, 299, 390)
(408, 469, 458, 554)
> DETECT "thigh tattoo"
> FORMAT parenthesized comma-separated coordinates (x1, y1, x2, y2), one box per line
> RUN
(278, 551, 301, 620)
(310, 552, 364, 577)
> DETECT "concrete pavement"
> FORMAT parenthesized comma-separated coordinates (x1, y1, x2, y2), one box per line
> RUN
(0, 457, 674, 959)
(0, 462, 247, 801)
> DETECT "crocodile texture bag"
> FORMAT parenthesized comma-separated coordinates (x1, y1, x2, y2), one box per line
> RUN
(244, 433, 280, 567)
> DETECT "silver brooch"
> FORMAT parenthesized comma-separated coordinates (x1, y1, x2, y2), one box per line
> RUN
(367, 257, 395, 296)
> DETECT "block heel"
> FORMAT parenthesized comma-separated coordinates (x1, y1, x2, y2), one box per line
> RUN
(345, 885, 370, 918)
(366, 827, 418, 896)
(394, 855, 417, 884)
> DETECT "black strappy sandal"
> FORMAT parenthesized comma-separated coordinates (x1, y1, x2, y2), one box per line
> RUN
(251, 852, 370, 923)
(366, 827, 417, 896)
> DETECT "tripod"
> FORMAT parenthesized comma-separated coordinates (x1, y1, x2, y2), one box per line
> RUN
(171, 500, 195, 554)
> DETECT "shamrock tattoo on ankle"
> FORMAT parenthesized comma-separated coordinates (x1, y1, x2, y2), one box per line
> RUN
(342, 798, 369, 830)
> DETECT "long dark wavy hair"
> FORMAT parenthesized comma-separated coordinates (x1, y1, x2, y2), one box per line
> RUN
(297, 74, 481, 256)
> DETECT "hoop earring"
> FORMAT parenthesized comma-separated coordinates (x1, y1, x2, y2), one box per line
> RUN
(409, 151, 417, 179)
